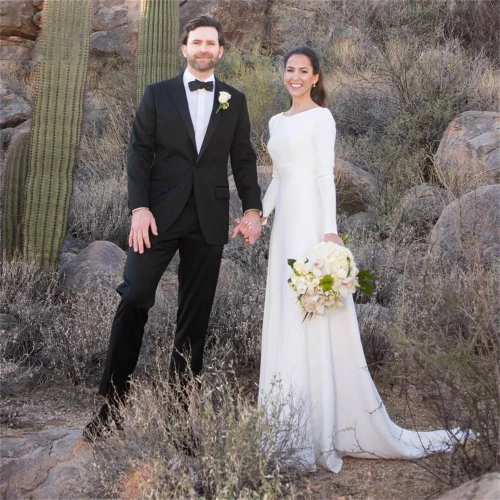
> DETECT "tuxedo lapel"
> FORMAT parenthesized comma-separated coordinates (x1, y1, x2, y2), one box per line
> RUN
(196, 78, 222, 164)
(168, 75, 197, 152)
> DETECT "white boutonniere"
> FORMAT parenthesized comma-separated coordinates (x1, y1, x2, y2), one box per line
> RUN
(216, 91, 231, 113)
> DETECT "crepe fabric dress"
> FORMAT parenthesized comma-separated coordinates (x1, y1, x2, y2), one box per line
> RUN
(258, 107, 467, 473)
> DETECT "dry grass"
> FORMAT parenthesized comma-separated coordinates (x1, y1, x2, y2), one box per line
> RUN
(94, 374, 305, 499)
(0, 258, 115, 384)
(217, 46, 289, 165)
(392, 258, 500, 487)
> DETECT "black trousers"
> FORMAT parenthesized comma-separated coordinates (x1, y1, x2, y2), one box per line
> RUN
(99, 193, 224, 400)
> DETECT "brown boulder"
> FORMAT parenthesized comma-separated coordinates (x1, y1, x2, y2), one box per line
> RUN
(92, 0, 139, 30)
(436, 111, 500, 194)
(436, 473, 500, 500)
(0, 82, 31, 129)
(58, 240, 167, 307)
(58, 240, 126, 295)
(0, 36, 34, 73)
(0, 0, 38, 39)
(90, 25, 138, 60)
(32, 10, 41, 27)
(180, 0, 270, 49)
(395, 184, 448, 234)
(90, 0, 140, 60)
(429, 184, 500, 269)
(0, 429, 97, 500)
(341, 211, 381, 236)
(265, 1, 317, 52)
(0, 428, 98, 499)
(335, 159, 378, 215)
(0, 118, 31, 149)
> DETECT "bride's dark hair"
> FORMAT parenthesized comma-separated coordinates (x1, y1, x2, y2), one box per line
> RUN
(284, 46, 327, 107)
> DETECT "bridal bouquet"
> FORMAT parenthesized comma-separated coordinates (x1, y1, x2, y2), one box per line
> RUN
(288, 241, 376, 320)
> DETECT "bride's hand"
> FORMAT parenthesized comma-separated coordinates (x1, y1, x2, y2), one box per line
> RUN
(324, 233, 344, 246)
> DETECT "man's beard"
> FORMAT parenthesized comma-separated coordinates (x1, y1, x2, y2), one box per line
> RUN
(188, 53, 218, 72)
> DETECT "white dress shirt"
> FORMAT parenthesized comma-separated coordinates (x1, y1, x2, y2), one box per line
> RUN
(183, 68, 215, 154)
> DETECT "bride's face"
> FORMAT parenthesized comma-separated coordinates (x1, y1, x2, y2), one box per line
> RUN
(284, 54, 319, 100)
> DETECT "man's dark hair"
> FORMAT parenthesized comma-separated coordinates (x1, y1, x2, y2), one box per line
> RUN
(181, 16, 225, 47)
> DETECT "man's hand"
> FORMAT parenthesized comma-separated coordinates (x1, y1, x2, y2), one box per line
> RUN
(324, 233, 344, 246)
(232, 210, 262, 245)
(129, 208, 158, 253)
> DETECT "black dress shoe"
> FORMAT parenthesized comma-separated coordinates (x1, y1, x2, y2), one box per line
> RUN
(83, 403, 123, 441)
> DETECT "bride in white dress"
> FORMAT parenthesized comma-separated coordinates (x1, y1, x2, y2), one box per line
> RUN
(257, 46, 468, 473)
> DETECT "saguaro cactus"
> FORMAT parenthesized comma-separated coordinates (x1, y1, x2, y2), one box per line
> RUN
(1, 131, 31, 258)
(137, 0, 179, 102)
(22, 0, 92, 268)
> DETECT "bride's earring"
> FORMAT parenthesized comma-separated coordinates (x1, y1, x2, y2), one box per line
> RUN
(313, 84, 316, 88)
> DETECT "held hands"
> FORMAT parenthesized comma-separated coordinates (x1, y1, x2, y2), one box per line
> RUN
(232, 210, 262, 245)
(324, 233, 344, 246)
(129, 208, 158, 253)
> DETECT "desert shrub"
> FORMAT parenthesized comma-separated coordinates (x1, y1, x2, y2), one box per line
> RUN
(443, 0, 500, 64)
(67, 172, 129, 249)
(275, 0, 499, 217)
(206, 258, 266, 372)
(0, 258, 118, 384)
(333, 39, 498, 215)
(306, 0, 499, 64)
(0, 61, 37, 105)
(0, 258, 59, 361)
(393, 261, 500, 487)
(217, 46, 289, 163)
(94, 374, 305, 499)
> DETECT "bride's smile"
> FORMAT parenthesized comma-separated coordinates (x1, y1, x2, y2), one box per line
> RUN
(284, 53, 319, 102)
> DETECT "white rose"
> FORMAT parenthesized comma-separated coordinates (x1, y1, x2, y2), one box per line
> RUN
(297, 283, 308, 294)
(336, 267, 348, 279)
(219, 91, 231, 104)
(293, 260, 306, 275)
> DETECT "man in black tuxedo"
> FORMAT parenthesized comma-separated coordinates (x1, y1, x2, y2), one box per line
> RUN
(85, 16, 262, 438)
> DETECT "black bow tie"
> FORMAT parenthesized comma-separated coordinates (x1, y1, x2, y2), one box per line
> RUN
(188, 79, 214, 92)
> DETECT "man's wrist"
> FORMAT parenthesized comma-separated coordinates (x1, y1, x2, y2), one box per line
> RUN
(243, 209, 262, 217)
(132, 207, 149, 214)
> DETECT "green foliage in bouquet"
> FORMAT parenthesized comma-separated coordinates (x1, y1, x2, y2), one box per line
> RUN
(1, 131, 31, 258)
(22, 0, 92, 268)
(137, 0, 179, 103)
(356, 269, 378, 296)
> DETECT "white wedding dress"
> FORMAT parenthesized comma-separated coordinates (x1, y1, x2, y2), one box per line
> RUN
(258, 107, 467, 473)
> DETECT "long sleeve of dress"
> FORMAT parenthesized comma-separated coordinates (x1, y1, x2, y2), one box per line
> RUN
(262, 116, 281, 221)
(313, 110, 338, 235)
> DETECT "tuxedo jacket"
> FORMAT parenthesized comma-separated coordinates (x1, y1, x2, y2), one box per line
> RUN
(126, 73, 262, 245)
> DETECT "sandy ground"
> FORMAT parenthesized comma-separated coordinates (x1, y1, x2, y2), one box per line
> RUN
(1, 365, 448, 499)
